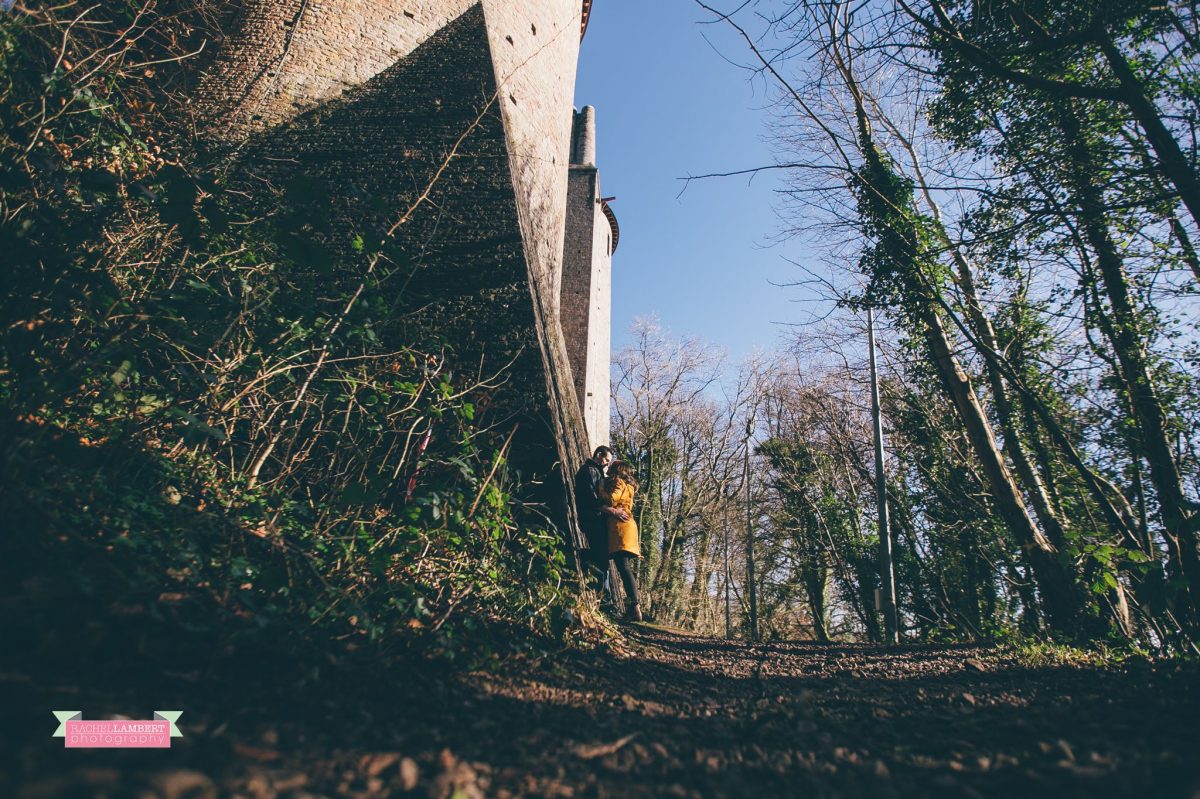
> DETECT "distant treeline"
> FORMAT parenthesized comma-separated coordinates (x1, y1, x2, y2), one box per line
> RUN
(621, 0, 1200, 654)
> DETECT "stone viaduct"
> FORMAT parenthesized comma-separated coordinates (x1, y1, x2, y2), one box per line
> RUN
(194, 1, 616, 552)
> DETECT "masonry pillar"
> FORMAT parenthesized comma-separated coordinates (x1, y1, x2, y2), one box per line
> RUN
(560, 105, 613, 451)
(572, 105, 597, 166)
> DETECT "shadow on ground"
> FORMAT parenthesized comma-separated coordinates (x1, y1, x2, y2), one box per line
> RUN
(2, 616, 1199, 798)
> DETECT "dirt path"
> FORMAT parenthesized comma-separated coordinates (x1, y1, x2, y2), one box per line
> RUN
(5, 624, 1199, 798)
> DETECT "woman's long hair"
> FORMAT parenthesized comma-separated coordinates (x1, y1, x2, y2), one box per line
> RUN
(605, 460, 639, 493)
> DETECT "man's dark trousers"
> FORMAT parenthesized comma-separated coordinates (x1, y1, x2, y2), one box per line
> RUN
(574, 457, 611, 600)
(584, 524, 610, 598)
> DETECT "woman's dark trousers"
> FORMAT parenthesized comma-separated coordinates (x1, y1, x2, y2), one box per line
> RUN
(612, 552, 640, 608)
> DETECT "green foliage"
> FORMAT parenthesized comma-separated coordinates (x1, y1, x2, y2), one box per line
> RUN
(689, 0, 1200, 654)
(1006, 638, 1153, 669)
(0, 2, 568, 663)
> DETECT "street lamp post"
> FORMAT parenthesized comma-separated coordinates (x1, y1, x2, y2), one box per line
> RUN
(745, 418, 758, 643)
(723, 482, 732, 639)
(868, 307, 899, 645)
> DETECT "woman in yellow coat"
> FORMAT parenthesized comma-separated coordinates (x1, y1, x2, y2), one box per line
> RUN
(600, 460, 643, 621)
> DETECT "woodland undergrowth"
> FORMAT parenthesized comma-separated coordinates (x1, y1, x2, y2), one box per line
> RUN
(0, 1, 583, 671)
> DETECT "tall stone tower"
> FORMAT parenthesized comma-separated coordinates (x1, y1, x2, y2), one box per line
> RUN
(191, 1, 608, 550)
(560, 106, 615, 451)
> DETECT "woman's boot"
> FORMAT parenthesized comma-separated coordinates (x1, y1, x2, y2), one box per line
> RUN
(627, 603, 643, 622)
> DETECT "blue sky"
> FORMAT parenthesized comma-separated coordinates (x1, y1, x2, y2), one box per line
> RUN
(574, 0, 813, 360)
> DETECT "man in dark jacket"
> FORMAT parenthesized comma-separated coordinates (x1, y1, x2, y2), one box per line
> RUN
(573, 445, 629, 599)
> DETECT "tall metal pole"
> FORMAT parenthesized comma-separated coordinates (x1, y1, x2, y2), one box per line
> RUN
(745, 418, 758, 642)
(868, 307, 899, 644)
(723, 486, 731, 639)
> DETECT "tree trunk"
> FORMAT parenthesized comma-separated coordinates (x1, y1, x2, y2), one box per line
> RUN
(689, 512, 714, 626)
(886, 483, 942, 636)
(1094, 32, 1200, 237)
(1060, 101, 1200, 627)
(898, 126, 1076, 559)
(849, 88, 1086, 634)
(998, 548, 1043, 635)
(918, 303, 1086, 631)
(950, 248, 1072, 555)
(804, 552, 829, 642)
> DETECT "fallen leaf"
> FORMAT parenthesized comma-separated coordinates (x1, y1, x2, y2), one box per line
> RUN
(361, 751, 400, 777)
(572, 733, 639, 760)
(148, 770, 217, 799)
(430, 749, 483, 799)
(271, 773, 308, 791)
(399, 757, 420, 791)
(233, 743, 281, 762)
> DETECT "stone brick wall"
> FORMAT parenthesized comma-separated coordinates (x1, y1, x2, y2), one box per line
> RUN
(478, 0, 592, 503)
(195, 1, 477, 135)
(192, 0, 596, 551)
(584, 184, 612, 450)
(560, 137, 612, 449)
(481, 0, 581, 311)
(561, 165, 598, 441)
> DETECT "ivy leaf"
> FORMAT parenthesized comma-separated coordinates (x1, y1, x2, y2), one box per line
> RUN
(167, 407, 228, 441)
(110, 360, 133, 386)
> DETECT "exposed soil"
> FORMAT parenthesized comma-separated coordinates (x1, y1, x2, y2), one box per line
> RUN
(3, 622, 1199, 798)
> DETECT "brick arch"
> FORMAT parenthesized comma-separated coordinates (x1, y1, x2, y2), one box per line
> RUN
(601, 198, 619, 254)
(581, 0, 593, 39)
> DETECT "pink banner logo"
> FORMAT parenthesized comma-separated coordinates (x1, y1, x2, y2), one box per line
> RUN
(52, 711, 183, 748)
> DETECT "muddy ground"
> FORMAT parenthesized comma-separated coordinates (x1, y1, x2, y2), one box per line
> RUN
(3, 623, 1199, 798)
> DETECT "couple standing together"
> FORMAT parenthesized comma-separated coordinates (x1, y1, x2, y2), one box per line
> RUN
(573, 445, 643, 621)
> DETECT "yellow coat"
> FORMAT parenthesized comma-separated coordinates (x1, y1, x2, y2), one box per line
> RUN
(601, 478, 640, 557)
